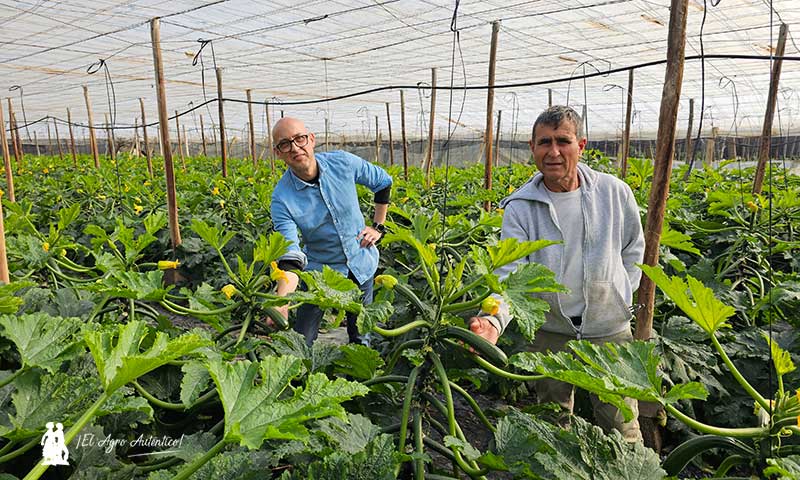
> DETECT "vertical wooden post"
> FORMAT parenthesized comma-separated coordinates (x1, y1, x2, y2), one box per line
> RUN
(133, 117, 140, 157)
(200, 114, 207, 157)
(635, 0, 689, 342)
(494, 109, 502, 167)
(400, 90, 408, 180)
(151, 17, 181, 249)
(620, 69, 634, 177)
(265, 103, 274, 173)
(175, 110, 185, 171)
(139, 98, 153, 177)
(424, 68, 437, 186)
(105, 113, 116, 162)
(753, 23, 788, 194)
(53, 118, 64, 161)
(216, 67, 228, 177)
(704, 126, 718, 167)
(324, 116, 329, 151)
(7, 100, 21, 171)
(34, 132, 40, 156)
(483, 21, 500, 211)
(67, 108, 77, 167)
(728, 136, 737, 159)
(0, 194, 9, 284)
(548, 89, 553, 107)
(0, 102, 15, 203)
(375, 115, 380, 163)
(83, 86, 100, 168)
(246, 89, 256, 167)
(183, 125, 189, 159)
(46, 123, 52, 156)
(386, 102, 395, 166)
(685, 98, 694, 162)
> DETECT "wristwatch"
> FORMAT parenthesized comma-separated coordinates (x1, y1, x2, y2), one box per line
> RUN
(372, 222, 386, 234)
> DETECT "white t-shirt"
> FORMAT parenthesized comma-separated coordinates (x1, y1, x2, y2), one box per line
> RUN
(546, 187, 585, 318)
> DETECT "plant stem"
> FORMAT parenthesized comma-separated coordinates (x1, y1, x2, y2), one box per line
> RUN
(374, 320, 431, 337)
(0, 368, 24, 389)
(664, 404, 769, 438)
(710, 334, 770, 411)
(398, 366, 420, 459)
(448, 381, 495, 433)
(441, 292, 490, 314)
(161, 298, 241, 316)
(234, 311, 253, 347)
(171, 437, 227, 480)
(363, 375, 409, 387)
(0, 437, 38, 463)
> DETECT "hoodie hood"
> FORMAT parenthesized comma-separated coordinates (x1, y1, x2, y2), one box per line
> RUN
(500, 162, 599, 208)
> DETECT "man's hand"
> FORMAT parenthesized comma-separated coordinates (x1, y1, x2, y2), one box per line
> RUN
(468, 316, 499, 345)
(356, 226, 382, 248)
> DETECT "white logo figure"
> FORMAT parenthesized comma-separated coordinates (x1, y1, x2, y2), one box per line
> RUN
(41, 422, 69, 466)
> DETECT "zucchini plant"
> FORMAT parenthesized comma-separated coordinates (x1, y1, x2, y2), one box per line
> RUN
(355, 211, 566, 479)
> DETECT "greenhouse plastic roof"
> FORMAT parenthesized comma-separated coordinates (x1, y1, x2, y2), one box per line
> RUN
(2, 0, 800, 144)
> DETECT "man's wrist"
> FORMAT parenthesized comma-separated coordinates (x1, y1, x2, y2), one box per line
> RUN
(372, 222, 386, 234)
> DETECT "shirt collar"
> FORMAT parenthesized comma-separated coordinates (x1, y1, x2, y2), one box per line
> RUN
(288, 157, 324, 190)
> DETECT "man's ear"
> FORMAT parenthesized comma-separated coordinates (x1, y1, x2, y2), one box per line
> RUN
(578, 137, 587, 151)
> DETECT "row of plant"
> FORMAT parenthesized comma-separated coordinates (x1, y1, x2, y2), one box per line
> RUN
(0, 151, 798, 478)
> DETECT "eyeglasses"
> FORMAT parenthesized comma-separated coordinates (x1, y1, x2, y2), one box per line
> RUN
(275, 134, 309, 153)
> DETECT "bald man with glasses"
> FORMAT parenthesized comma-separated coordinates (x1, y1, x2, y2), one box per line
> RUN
(270, 117, 393, 346)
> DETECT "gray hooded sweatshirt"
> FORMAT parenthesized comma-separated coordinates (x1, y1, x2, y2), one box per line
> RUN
(489, 162, 644, 339)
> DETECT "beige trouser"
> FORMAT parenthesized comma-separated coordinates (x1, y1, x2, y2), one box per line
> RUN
(529, 328, 643, 443)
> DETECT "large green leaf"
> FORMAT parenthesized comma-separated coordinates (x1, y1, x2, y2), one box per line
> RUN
(0, 313, 82, 373)
(294, 266, 362, 313)
(492, 409, 666, 480)
(639, 264, 736, 335)
(84, 321, 210, 393)
(88, 270, 168, 301)
(382, 228, 437, 276)
(298, 433, 396, 480)
(511, 340, 708, 420)
(764, 332, 796, 377)
(661, 223, 701, 255)
(356, 300, 393, 334)
(0, 281, 34, 314)
(317, 414, 380, 455)
(487, 238, 560, 270)
(332, 344, 384, 380)
(206, 356, 368, 449)
(501, 262, 567, 341)
(253, 231, 292, 264)
(191, 218, 236, 250)
(268, 330, 342, 374)
(180, 360, 212, 407)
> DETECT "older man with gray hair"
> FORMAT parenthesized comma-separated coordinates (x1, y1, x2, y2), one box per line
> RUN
(469, 105, 645, 442)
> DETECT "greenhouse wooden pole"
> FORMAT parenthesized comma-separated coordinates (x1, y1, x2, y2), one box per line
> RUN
(7, 100, 21, 171)
(150, 17, 181, 249)
(753, 23, 788, 195)
(704, 126, 718, 167)
(246, 89, 256, 167)
(0, 195, 9, 284)
(200, 114, 207, 157)
(105, 114, 116, 162)
(620, 69, 634, 177)
(265, 103, 274, 174)
(174, 110, 185, 171)
(483, 20, 500, 212)
(685, 98, 694, 162)
(139, 98, 153, 177)
(34, 132, 40, 156)
(83, 86, 100, 169)
(386, 102, 395, 166)
(216, 67, 228, 177)
(46, 124, 52, 156)
(548, 89, 552, 107)
(183, 125, 189, 159)
(635, 0, 689, 342)
(424, 68, 436, 186)
(494, 109, 502, 167)
(53, 118, 64, 161)
(0, 102, 15, 203)
(375, 116, 380, 163)
(400, 90, 408, 180)
(66, 108, 77, 167)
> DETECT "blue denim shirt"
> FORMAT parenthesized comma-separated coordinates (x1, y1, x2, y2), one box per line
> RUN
(271, 150, 393, 284)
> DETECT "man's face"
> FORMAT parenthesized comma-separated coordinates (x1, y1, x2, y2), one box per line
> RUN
(273, 118, 316, 172)
(529, 120, 587, 192)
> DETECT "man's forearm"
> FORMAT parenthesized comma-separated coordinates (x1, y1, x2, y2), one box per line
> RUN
(276, 271, 300, 297)
(373, 202, 388, 225)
